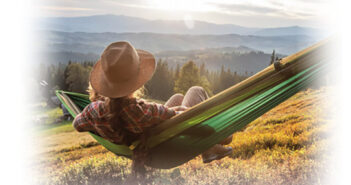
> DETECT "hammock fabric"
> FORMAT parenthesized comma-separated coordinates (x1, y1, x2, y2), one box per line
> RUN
(56, 39, 330, 169)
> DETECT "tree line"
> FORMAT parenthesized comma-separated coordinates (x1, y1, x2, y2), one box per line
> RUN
(145, 60, 249, 100)
(36, 59, 250, 102)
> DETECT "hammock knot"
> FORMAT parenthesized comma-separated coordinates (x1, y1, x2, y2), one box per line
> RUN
(274, 58, 283, 71)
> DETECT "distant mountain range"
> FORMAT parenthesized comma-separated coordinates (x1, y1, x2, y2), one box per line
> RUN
(40, 31, 320, 56)
(40, 14, 323, 37)
(41, 46, 278, 74)
(38, 14, 327, 74)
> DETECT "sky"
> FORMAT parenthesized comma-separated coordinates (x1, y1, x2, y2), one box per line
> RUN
(36, 0, 330, 28)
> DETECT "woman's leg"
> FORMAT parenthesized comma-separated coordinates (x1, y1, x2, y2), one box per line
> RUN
(181, 86, 209, 107)
(164, 93, 184, 107)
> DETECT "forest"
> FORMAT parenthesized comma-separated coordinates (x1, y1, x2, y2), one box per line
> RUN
(35, 59, 251, 103)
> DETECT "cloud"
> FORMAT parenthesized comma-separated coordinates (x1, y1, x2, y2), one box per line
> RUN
(37, 0, 326, 28)
(103, 0, 153, 10)
(208, 1, 320, 19)
(40, 6, 94, 12)
(210, 3, 279, 14)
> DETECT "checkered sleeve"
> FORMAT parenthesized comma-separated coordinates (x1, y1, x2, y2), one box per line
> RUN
(72, 102, 99, 132)
(122, 100, 177, 134)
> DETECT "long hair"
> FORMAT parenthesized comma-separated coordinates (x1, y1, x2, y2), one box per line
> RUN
(87, 84, 145, 143)
(88, 84, 144, 101)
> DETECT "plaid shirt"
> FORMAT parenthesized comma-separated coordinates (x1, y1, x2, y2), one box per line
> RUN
(73, 98, 178, 145)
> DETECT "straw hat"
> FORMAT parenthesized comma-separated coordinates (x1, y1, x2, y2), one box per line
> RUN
(90, 41, 156, 98)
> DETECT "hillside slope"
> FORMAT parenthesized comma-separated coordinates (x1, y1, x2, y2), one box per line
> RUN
(34, 87, 334, 185)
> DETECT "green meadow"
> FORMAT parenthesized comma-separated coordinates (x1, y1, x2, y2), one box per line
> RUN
(33, 87, 335, 185)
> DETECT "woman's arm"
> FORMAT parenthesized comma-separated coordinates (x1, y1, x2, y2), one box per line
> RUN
(72, 101, 101, 132)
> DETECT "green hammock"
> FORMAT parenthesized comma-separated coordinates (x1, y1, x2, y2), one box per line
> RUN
(56, 39, 330, 169)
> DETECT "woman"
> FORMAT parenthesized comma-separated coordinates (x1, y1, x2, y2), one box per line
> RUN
(73, 41, 232, 163)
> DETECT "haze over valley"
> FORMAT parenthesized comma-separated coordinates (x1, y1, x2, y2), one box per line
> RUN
(39, 14, 326, 74)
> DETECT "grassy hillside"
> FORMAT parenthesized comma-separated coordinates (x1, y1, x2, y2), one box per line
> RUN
(33, 87, 334, 185)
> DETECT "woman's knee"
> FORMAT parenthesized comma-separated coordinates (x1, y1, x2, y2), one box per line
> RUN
(171, 93, 184, 99)
(165, 93, 184, 107)
(188, 86, 205, 93)
(186, 86, 209, 100)
(182, 86, 209, 107)
(187, 86, 208, 97)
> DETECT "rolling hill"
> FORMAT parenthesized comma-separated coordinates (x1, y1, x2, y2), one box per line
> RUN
(40, 31, 319, 55)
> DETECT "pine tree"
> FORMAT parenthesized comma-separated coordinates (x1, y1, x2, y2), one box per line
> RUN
(174, 63, 180, 80)
(53, 62, 66, 90)
(65, 63, 91, 94)
(174, 61, 212, 95)
(63, 60, 72, 90)
(145, 59, 174, 100)
(270, 49, 276, 65)
(199, 62, 206, 77)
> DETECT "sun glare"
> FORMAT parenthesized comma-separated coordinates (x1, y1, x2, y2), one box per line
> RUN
(149, 0, 212, 12)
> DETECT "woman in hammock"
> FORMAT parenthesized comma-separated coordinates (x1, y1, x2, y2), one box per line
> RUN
(72, 41, 233, 163)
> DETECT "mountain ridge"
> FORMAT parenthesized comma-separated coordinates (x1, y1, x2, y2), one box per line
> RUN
(39, 14, 321, 36)
(40, 30, 319, 55)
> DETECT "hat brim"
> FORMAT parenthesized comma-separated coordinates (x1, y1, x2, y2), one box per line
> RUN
(90, 49, 156, 98)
